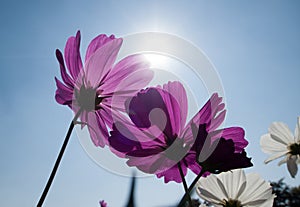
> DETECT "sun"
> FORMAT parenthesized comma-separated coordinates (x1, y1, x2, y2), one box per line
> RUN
(144, 53, 170, 69)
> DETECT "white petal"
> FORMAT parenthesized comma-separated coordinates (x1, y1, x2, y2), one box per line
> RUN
(264, 151, 288, 164)
(278, 156, 288, 166)
(240, 173, 273, 206)
(294, 116, 300, 142)
(196, 174, 227, 205)
(269, 122, 294, 145)
(287, 155, 298, 178)
(259, 195, 276, 207)
(218, 169, 246, 200)
(260, 134, 288, 154)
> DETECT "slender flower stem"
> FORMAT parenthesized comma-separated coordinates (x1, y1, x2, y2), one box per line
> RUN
(177, 163, 193, 207)
(37, 111, 81, 207)
(178, 168, 206, 206)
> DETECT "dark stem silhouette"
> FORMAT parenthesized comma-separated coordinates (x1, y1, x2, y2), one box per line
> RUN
(178, 163, 193, 207)
(37, 111, 81, 207)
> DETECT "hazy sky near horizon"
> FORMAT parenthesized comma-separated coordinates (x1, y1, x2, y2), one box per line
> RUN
(1, 1, 300, 206)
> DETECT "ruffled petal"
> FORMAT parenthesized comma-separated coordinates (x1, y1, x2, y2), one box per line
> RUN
(185, 152, 202, 175)
(216, 127, 248, 152)
(196, 174, 227, 205)
(218, 169, 246, 200)
(81, 111, 108, 147)
(126, 153, 168, 174)
(260, 134, 289, 154)
(64, 31, 83, 80)
(55, 49, 74, 87)
(108, 122, 142, 158)
(108, 116, 166, 156)
(104, 70, 154, 112)
(240, 173, 274, 206)
(84, 38, 122, 88)
(269, 122, 294, 145)
(85, 34, 116, 62)
(101, 54, 152, 95)
(126, 87, 172, 137)
(158, 81, 188, 136)
(54, 77, 73, 106)
(189, 93, 226, 132)
(156, 161, 187, 183)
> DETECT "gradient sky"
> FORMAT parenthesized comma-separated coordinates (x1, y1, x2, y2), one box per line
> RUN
(1, 1, 300, 206)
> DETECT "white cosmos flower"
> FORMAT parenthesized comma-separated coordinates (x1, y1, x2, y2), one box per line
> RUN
(196, 169, 275, 207)
(260, 116, 300, 178)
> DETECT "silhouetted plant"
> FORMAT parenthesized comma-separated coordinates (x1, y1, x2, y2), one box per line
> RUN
(271, 179, 300, 207)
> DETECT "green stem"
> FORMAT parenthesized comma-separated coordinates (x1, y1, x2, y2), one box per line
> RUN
(178, 163, 193, 207)
(178, 168, 206, 206)
(37, 111, 81, 207)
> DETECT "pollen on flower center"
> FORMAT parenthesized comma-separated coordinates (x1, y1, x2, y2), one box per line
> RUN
(75, 85, 103, 111)
(222, 199, 242, 207)
(289, 143, 300, 156)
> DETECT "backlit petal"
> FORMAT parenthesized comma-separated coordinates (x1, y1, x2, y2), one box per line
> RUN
(240, 173, 273, 206)
(218, 169, 246, 200)
(84, 38, 122, 88)
(196, 174, 227, 205)
(260, 134, 288, 154)
(64, 31, 83, 79)
(85, 34, 116, 62)
(269, 122, 294, 145)
(287, 155, 298, 178)
(159, 81, 188, 135)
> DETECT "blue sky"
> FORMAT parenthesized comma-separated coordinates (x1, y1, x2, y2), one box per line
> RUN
(0, 0, 300, 206)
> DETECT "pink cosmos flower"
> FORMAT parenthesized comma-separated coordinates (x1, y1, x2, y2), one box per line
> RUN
(55, 31, 153, 147)
(109, 81, 232, 183)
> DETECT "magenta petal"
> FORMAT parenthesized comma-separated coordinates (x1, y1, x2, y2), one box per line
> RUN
(185, 152, 202, 175)
(159, 81, 188, 135)
(81, 111, 108, 147)
(127, 147, 163, 157)
(156, 162, 187, 183)
(54, 77, 73, 106)
(127, 154, 166, 174)
(56, 49, 74, 87)
(64, 31, 83, 79)
(84, 38, 123, 88)
(85, 34, 116, 62)
(126, 88, 167, 128)
(189, 93, 225, 130)
(217, 127, 248, 152)
(126, 88, 173, 138)
(109, 122, 142, 158)
(101, 54, 153, 96)
(208, 110, 226, 131)
(98, 104, 114, 129)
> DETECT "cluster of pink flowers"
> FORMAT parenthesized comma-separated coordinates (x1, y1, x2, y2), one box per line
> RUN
(51, 31, 292, 207)
(55, 31, 252, 184)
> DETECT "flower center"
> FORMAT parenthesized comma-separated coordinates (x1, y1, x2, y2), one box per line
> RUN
(289, 143, 300, 155)
(222, 199, 242, 207)
(75, 85, 103, 111)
